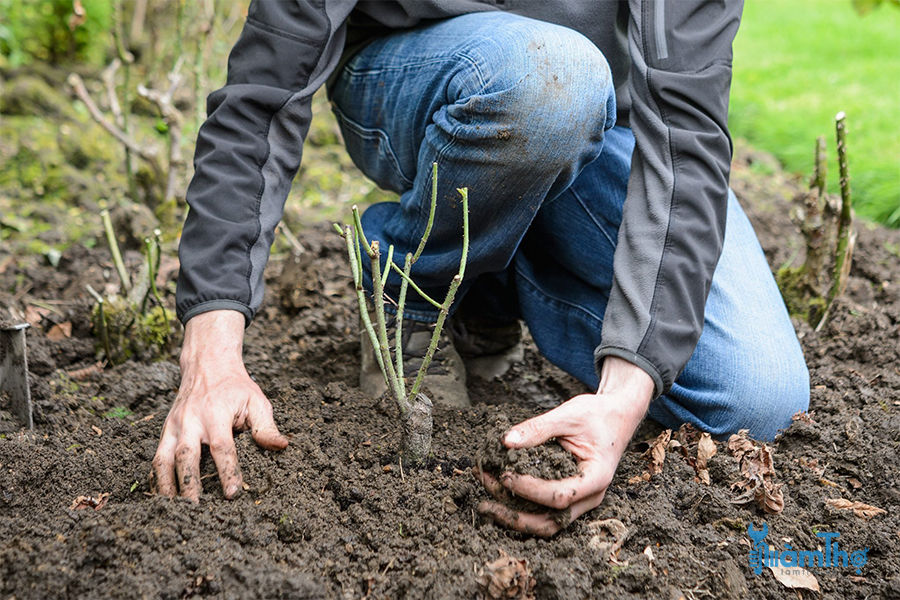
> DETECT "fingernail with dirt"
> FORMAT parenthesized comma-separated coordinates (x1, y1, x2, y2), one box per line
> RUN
(504, 429, 522, 446)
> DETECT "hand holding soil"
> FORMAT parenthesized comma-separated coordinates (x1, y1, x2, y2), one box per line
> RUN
(476, 356, 653, 537)
(150, 310, 288, 502)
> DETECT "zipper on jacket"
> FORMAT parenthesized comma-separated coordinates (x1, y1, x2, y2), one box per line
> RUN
(654, 0, 669, 60)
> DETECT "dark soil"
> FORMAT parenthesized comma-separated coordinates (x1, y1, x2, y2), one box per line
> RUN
(1, 147, 899, 599)
(476, 413, 579, 527)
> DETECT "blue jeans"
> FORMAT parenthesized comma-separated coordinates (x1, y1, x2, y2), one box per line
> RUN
(329, 12, 809, 440)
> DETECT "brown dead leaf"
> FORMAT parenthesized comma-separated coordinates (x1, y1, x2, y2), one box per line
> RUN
(475, 549, 535, 600)
(769, 562, 820, 593)
(790, 411, 816, 425)
(642, 430, 672, 476)
(697, 433, 717, 462)
(694, 433, 717, 485)
(69, 492, 109, 511)
(46, 321, 72, 341)
(24, 305, 50, 327)
(586, 518, 629, 562)
(727, 430, 785, 514)
(627, 474, 647, 485)
(91, 425, 102, 436)
(848, 478, 862, 490)
(673, 423, 700, 445)
(727, 431, 757, 459)
(824, 498, 887, 520)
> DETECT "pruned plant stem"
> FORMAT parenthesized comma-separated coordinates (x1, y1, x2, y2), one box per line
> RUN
(370, 241, 407, 409)
(409, 188, 469, 399)
(402, 393, 433, 466)
(388, 262, 442, 309)
(101, 208, 132, 294)
(412, 162, 439, 264)
(344, 225, 387, 383)
(86, 284, 112, 361)
(145, 231, 170, 339)
(803, 136, 828, 290)
(395, 253, 413, 385)
(381, 245, 395, 288)
(829, 112, 855, 304)
(337, 174, 468, 467)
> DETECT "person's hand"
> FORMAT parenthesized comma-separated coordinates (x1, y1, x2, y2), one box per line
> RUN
(475, 356, 654, 536)
(150, 310, 288, 502)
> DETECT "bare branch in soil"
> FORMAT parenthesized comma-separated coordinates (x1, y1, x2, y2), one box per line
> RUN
(828, 111, 855, 304)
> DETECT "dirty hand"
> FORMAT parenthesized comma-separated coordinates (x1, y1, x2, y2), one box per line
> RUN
(476, 356, 654, 536)
(151, 310, 288, 502)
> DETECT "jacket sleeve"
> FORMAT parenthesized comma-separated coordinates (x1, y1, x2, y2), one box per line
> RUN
(595, 0, 743, 397)
(176, 0, 357, 326)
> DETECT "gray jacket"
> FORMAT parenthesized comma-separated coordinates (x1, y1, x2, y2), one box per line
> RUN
(176, 0, 743, 398)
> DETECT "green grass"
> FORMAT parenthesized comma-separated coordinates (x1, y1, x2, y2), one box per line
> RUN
(730, 0, 900, 226)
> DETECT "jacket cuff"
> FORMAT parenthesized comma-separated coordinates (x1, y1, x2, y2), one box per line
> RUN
(594, 346, 665, 400)
(179, 300, 253, 328)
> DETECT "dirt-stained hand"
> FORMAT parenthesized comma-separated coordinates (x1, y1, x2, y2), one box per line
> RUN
(475, 356, 654, 537)
(150, 310, 288, 502)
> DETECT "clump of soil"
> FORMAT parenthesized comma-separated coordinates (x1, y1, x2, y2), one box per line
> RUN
(477, 413, 578, 481)
(476, 413, 580, 526)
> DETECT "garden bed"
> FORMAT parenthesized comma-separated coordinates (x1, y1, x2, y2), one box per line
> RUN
(0, 149, 898, 599)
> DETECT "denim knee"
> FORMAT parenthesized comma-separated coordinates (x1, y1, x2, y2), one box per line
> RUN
(736, 353, 810, 441)
(665, 349, 810, 442)
(442, 15, 616, 168)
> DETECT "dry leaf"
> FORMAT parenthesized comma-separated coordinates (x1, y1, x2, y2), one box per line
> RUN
(728, 430, 785, 514)
(642, 430, 672, 476)
(586, 518, 629, 561)
(694, 433, 717, 485)
(24, 305, 50, 327)
(673, 423, 700, 445)
(697, 433, 717, 462)
(848, 478, 862, 490)
(91, 425, 102, 436)
(627, 474, 646, 485)
(46, 321, 73, 341)
(769, 563, 820, 592)
(790, 411, 816, 425)
(824, 498, 887, 520)
(475, 549, 535, 600)
(69, 492, 109, 511)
